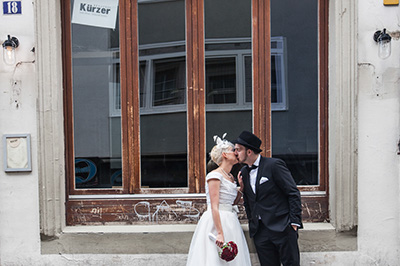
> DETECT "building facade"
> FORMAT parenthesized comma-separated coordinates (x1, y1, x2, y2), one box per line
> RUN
(0, 0, 399, 265)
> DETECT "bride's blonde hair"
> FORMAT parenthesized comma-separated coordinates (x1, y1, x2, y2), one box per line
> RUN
(209, 134, 234, 166)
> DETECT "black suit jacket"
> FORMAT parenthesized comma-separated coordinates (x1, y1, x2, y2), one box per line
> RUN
(241, 156, 302, 237)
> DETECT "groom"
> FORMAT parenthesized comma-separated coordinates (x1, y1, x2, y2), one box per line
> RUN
(234, 131, 302, 266)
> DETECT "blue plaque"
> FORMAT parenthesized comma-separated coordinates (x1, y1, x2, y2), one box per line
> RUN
(3, 1, 22, 15)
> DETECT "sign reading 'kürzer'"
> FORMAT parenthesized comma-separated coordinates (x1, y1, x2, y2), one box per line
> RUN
(71, 0, 118, 29)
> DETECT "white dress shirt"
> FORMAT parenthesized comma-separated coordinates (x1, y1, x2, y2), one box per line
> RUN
(249, 155, 261, 193)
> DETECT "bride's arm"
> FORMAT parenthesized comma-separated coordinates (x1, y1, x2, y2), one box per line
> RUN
(233, 189, 242, 205)
(208, 178, 224, 247)
(233, 171, 244, 205)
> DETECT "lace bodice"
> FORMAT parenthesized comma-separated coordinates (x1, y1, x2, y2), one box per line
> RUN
(205, 171, 238, 205)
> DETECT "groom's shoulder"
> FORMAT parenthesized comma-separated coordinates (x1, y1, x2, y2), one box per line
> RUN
(262, 156, 284, 165)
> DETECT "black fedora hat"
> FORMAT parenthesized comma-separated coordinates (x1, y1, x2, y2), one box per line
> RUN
(234, 131, 262, 153)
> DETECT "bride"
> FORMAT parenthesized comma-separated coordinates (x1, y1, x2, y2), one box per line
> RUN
(186, 135, 251, 265)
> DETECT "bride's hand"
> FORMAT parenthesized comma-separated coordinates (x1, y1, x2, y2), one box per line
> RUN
(216, 233, 225, 248)
(238, 171, 244, 191)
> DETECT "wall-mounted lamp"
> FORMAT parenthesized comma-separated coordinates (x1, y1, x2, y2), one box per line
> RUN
(373, 29, 392, 59)
(2, 35, 19, 65)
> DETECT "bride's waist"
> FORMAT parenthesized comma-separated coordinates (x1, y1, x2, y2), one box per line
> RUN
(207, 204, 239, 213)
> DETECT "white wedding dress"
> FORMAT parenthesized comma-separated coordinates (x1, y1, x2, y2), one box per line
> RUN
(186, 172, 251, 266)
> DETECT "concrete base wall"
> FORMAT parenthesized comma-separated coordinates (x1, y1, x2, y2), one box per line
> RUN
(40, 223, 356, 255)
(18, 223, 357, 266)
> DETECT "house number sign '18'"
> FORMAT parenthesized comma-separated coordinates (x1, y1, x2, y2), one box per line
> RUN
(3, 1, 22, 15)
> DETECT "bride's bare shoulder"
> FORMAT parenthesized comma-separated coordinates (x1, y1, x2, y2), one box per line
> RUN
(206, 171, 222, 181)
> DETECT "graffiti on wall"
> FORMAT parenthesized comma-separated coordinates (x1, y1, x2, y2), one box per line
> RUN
(69, 199, 203, 225)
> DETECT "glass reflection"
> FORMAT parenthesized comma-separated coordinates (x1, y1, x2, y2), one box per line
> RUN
(271, 0, 319, 185)
(138, 0, 187, 188)
(71, 0, 122, 189)
(245, 38, 287, 110)
(153, 58, 186, 106)
(205, 0, 252, 174)
(206, 57, 236, 104)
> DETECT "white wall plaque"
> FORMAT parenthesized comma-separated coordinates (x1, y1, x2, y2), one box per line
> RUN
(3, 134, 32, 172)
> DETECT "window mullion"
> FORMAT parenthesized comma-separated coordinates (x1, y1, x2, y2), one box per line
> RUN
(120, 0, 140, 193)
(186, 0, 206, 193)
(252, 0, 271, 156)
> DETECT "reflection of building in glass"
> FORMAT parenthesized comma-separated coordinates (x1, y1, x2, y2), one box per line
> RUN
(111, 37, 288, 115)
(71, 0, 318, 189)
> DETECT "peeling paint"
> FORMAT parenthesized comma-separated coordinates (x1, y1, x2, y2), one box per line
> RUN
(388, 30, 400, 40)
(11, 80, 21, 109)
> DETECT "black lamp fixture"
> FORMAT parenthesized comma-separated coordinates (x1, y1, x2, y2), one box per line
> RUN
(2, 35, 19, 65)
(373, 29, 392, 59)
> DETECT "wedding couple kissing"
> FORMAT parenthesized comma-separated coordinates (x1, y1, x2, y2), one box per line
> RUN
(186, 131, 302, 266)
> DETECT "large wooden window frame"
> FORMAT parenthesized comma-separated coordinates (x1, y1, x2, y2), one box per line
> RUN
(62, 0, 329, 224)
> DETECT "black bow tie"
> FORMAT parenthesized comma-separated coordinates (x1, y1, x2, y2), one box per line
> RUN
(247, 164, 258, 171)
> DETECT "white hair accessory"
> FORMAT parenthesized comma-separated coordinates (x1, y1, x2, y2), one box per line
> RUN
(210, 133, 234, 165)
(213, 133, 227, 145)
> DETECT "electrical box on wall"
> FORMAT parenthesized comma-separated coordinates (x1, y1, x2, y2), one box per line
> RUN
(384, 0, 399, 5)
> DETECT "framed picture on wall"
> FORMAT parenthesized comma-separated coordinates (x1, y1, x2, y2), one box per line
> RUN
(3, 134, 32, 172)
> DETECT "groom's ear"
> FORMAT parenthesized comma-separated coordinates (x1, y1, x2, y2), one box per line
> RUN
(246, 148, 253, 156)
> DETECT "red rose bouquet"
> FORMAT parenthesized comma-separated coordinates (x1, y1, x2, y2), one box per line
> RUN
(209, 233, 238, 262)
(219, 241, 238, 262)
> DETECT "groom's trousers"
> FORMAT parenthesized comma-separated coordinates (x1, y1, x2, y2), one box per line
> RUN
(253, 222, 300, 266)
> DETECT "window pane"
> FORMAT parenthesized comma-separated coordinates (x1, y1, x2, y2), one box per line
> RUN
(244, 56, 252, 103)
(245, 38, 288, 111)
(205, 0, 252, 166)
(138, 0, 187, 188)
(153, 58, 186, 106)
(206, 57, 236, 104)
(140, 62, 146, 108)
(71, 1, 122, 189)
(271, 0, 319, 185)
